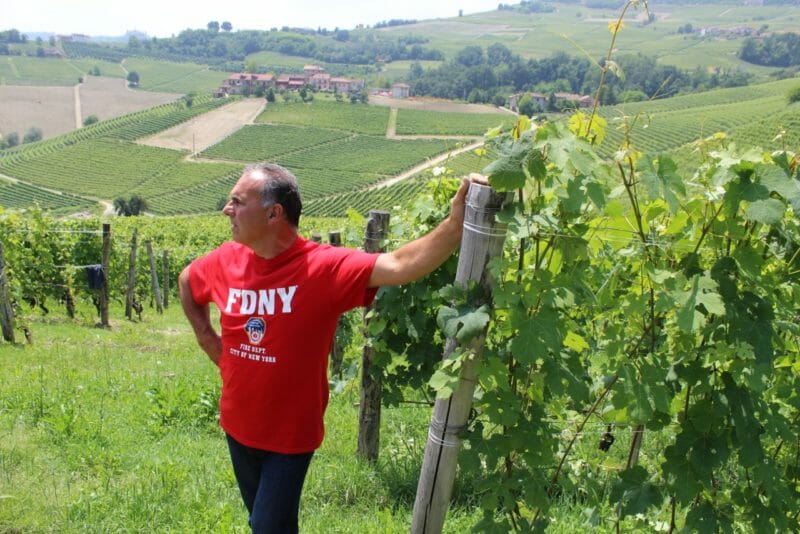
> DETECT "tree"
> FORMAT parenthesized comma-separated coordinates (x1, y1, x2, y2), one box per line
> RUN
(221, 21, 233, 32)
(113, 195, 148, 216)
(127, 71, 139, 87)
(48, 36, 56, 47)
(35, 46, 45, 57)
(517, 94, 536, 117)
(83, 115, 99, 126)
(23, 127, 43, 144)
(266, 88, 276, 102)
(207, 21, 220, 33)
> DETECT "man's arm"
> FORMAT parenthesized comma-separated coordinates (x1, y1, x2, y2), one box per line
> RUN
(179, 266, 222, 366)
(368, 175, 483, 288)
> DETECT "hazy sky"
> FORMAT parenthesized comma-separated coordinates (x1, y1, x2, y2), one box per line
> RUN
(4, 0, 501, 37)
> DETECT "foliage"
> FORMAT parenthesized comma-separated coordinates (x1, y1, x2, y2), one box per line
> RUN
(740, 32, 800, 67)
(126, 70, 140, 86)
(83, 115, 99, 126)
(408, 45, 752, 105)
(22, 127, 42, 144)
(789, 85, 800, 104)
(113, 195, 149, 216)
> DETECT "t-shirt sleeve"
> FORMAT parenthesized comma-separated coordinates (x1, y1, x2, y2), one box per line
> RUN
(324, 247, 380, 314)
(188, 251, 216, 306)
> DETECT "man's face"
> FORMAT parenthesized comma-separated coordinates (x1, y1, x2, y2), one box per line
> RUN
(222, 172, 275, 247)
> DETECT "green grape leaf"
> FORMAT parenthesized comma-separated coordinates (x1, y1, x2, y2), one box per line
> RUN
(437, 304, 490, 344)
(745, 198, 785, 225)
(609, 466, 663, 516)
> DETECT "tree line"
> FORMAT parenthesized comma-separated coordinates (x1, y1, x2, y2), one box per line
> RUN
(406, 44, 753, 106)
(740, 32, 800, 68)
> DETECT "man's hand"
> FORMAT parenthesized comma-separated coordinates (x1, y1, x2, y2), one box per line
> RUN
(368, 173, 488, 288)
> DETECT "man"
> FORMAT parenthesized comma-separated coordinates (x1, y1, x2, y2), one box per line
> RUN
(179, 163, 482, 533)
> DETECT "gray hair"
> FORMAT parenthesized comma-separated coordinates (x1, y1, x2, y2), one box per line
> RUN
(243, 163, 303, 227)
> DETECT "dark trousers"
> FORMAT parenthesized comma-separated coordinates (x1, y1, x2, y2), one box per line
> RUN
(226, 434, 314, 534)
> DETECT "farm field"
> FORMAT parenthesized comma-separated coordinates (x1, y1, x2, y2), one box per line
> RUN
(120, 58, 227, 95)
(256, 100, 391, 136)
(79, 76, 181, 125)
(1, 97, 486, 216)
(0, 76, 183, 141)
(0, 84, 76, 139)
(395, 108, 512, 136)
(596, 77, 800, 158)
(139, 98, 265, 153)
(374, 2, 799, 77)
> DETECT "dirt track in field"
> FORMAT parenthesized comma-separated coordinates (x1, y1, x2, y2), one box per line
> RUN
(0, 76, 180, 140)
(137, 98, 265, 154)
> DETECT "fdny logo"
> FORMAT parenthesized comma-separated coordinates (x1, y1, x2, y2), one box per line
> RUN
(244, 318, 266, 345)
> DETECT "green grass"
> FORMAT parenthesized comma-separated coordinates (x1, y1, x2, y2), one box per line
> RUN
(0, 56, 85, 86)
(0, 302, 481, 533)
(121, 58, 227, 94)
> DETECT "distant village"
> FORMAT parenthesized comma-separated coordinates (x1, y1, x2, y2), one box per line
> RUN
(214, 65, 365, 98)
(215, 64, 594, 112)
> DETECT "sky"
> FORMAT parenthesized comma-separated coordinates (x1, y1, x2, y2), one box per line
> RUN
(3, 0, 502, 38)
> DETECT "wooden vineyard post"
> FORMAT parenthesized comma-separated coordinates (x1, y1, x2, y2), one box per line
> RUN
(0, 240, 16, 343)
(328, 231, 345, 378)
(162, 250, 170, 309)
(357, 211, 390, 462)
(99, 223, 111, 328)
(145, 240, 163, 314)
(411, 184, 512, 534)
(125, 228, 138, 320)
(311, 233, 322, 243)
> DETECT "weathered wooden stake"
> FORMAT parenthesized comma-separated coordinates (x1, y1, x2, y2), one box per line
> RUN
(0, 240, 16, 343)
(99, 223, 111, 328)
(411, 184, 512, 534)
(357, 211, 390, 462)
(162, 250, 170, 309)
(311, 232, 322, 243)
(328, 231, 345, 378)
(125, 228, 138, 320)
(145, 240, 163, 314)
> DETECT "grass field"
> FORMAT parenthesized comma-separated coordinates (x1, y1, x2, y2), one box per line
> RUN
(121, 58, 227, 95)
(0, 299, 485, 533)
(374, 2, 799, 77)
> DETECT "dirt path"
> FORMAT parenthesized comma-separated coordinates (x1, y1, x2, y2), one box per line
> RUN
(386, 108, 397, 137)
(73, 83, 82, 128)
(139, 98, 265, 154)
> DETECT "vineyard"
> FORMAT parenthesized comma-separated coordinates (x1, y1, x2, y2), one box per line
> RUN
(395, 108, 513, 136)
(0, 178, 95, 213)
(1, 94, 485, 216)
(256, 100, 391, 136)
(596, 78, 800, 159)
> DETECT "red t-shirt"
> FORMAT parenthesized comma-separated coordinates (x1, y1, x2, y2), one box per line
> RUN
(189, 237, 379, 453)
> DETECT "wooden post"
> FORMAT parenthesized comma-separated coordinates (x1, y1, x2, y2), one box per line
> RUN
(145, 240, 163, 314)
(311, 232, 322, 243)
(411, 184, 512, 534)
(99, 223, 111, 328)
(162, 250, 170, 309)
(0, 240, 16, 343)
(328, 231, 345, 378)
(357, 211, 390, 462)
(125, 228, 138, 320)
